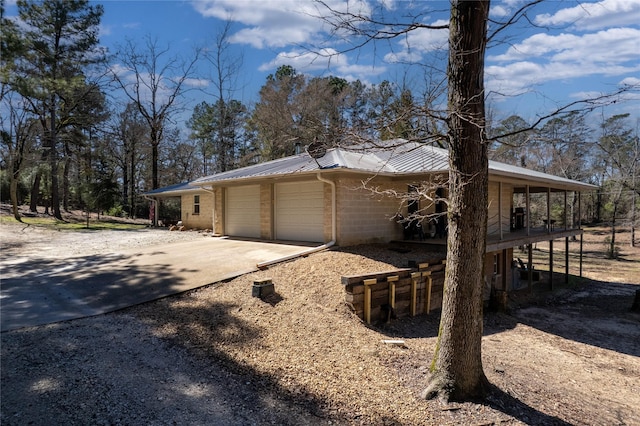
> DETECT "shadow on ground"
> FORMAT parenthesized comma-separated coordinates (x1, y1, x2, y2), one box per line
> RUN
(1, 298, 335, 425)
(512, 279, 640, 357)
(0, 253, 197, 331)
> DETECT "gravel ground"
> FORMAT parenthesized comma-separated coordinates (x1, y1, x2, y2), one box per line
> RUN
(1, 217, 639, 425)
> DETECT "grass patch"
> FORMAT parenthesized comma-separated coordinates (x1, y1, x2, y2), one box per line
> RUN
(0, 215, 147, 231)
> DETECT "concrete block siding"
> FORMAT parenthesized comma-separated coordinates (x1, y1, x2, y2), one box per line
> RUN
(336, 177, 408, 245)
(181, 191, 214, 230)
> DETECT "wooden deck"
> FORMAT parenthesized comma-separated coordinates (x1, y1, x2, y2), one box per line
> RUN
(396, 226, 583, 253)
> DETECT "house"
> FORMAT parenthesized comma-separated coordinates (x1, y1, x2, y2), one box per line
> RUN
(145, 139, 596, 296)
(143, 181, 214, 229)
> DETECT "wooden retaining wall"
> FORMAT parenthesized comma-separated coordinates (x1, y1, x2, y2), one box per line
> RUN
(342, 259, 446, 324)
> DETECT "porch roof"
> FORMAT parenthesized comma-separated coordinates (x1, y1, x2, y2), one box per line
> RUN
(143, 182, 201, 197)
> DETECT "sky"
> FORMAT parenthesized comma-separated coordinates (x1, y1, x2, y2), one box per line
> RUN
(5, 0, 640, 128)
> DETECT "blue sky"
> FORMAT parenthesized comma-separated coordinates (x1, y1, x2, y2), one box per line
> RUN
(6, 0, 640, 127)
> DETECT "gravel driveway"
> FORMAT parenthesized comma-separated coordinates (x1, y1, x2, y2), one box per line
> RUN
(1, 224, 324, 425)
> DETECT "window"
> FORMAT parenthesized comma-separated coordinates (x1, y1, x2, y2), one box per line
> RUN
(193, 195, 200, 215)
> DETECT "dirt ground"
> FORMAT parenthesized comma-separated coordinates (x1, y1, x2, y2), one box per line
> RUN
(1, 208, 639, 425)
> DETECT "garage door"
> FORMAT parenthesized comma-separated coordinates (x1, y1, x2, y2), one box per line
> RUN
(226, 185, 260, 238)
(276, 181, 325, 242)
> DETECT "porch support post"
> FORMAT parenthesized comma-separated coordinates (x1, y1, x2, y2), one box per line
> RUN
(547, 187, 551, 233)
(579, 191, 583, 278)
(499, 181, 503, 240)
(578, 192, 582, 229)
(564, 191, 568, 230)
(502, 248, 508, 291)
(549, 239, 554, 291)
(565, 237, 570, 284)
(526, 185, 530, 236)
(527, 243, 533, 294)
(154, 199, 159, 227)
(580, 232, 584, 277)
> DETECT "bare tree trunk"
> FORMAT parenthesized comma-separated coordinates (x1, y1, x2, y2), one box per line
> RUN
(29, 171, 41, 213)
(10, 175, 21, 222)
(424, 0, 490, 402)
(49, 101, 62, 220)
(129, 158, 136, 217)
(610, 198, 618, 258)
(122, 153, 129, 215)
(62, 144, 71, 211)
(151, 141, 159, 190)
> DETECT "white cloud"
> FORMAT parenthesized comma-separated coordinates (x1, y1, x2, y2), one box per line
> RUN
(486, 57, 640, 97)
(569, 90, 606, 100)
(535, 0, 640, 31)
(383, 19, 449, 64)
(490, 5, 510, 19)
(191, 0, 372, 49)
(99, 24, 112, 37)
(384, 50, 423, 64)
(183, 78, 210, 89)
(258, 49, 339, 72)
(619, 76, 640, 86)
(258, 47, 386, 78)
(122, 22, 141, 30)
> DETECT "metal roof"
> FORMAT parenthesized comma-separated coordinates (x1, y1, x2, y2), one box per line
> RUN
(143, 181, 201, 197)
(179, 138, 595, 192)
(191, 139, 450, 185)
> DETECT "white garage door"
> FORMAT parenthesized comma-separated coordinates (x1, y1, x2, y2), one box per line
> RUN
(276, 181, 325, 242)
(226, 185, 260, 238)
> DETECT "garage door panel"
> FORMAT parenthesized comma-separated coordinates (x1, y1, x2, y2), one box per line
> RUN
(226, 185, 260, 238)
(276, 181, 324, 242)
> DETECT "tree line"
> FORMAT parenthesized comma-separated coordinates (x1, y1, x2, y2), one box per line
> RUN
(1, 0, 638, 241)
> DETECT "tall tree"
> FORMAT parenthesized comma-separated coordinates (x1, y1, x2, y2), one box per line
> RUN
(423, 1, 491, 401)
(187, 99, 248, 174)
(59, 77, 108, 211)
(111, 36, 200, 190)
(108, 103, 149, 217)
(249, 65, 306, 160)
(204, 20, 244, 173)
(0, 0, 23, 102)
(2, 3, 33, 220)
(162, 128, 201, 183)
(11, 0, 104, 220)
(187, 101, 215, 175)
(0, 92, 37, 221)
(531, 112, 591, 179)
(488, 115, 531, 166)
(597, 113, 640, 253)
(315, 0, 492, 401)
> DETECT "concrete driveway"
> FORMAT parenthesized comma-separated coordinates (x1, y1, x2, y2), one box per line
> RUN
(0, 238, 314, 332)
